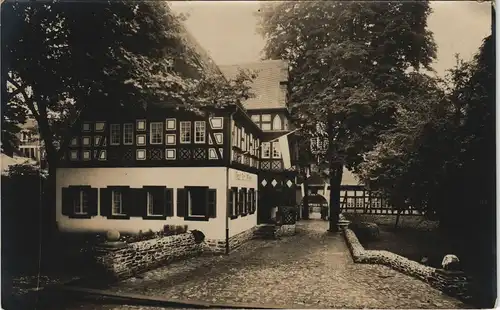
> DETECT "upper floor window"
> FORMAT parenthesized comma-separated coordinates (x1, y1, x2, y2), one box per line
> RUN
(241, 128, 246, 151)
(262, 142, 271, 158)
(272, 142, 281, 158)
(194, 121, 206, 144)
(273, 115, 282, 130)
(251, 114, 272, 131)
(237, 127, 241, 148)
(261, 114, 271, 130)
(231, 122, 236, 146)
(150, 122, 163, 144)
(123, 123, 134, 145)
(110, 124, 120, 145)
(180, 121, 191, 144)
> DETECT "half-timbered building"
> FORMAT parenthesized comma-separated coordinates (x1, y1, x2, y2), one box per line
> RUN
(55, 26, 298, 253)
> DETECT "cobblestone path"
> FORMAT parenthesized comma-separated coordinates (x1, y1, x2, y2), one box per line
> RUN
(68, 220, 468, 309)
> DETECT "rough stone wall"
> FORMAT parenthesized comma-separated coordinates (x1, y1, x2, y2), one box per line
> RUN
(94, 232, 203, 280)
(229, 227, 256, 251)
(343, 214, 438, 230)
(343, 228, 471, 302)
(276, 224, 296, 237)
(203, 238, 227, 255)
(203, 227, 258, 255)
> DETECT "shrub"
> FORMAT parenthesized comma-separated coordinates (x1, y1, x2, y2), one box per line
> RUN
(190, 230, 205, 244)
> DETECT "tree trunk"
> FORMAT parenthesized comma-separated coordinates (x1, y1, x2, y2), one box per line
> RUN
(41, 150, 58, 245)
(328, 161, 343, 232)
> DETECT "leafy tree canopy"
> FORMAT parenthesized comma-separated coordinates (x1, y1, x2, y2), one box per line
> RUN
(257, 1, 437, 171)
(2, 0, 254, 163)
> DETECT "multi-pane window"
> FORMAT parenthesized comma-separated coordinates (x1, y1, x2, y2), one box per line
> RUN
(110, 124, 120, 145)
(262, 142, 271, 158)
(231, 122, 237, 146)
(123, 123, 134, 145)
(251, 114, 272, 130)
(237, 127, 241, 148)
(242, 128, 246, 151)
(194, 121, 206, 144)
(73, 190, 89, 214)
(180, 121, 191, 143)
(112, 190, 123, 215)
(272, 142, 281, 158)
(150, 122, 163, 144)
(231, 187, 238, 216)
(146, 191, 161, 216)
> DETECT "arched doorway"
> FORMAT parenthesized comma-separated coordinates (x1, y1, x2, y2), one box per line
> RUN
(301, 194, 328, 220)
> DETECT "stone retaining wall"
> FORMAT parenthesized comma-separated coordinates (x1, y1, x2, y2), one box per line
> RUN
(276, 224, 296, 237)
(229, 227, 257, 251)
(204, 238, 227, 255)
(202, 227, 259, 255)
(93, 232, 203, 280)
(343, 228, 471, 302)
(343, 214, 439, 230)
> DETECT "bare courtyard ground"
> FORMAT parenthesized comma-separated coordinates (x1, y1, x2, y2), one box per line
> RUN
(65, 220, 468, 309)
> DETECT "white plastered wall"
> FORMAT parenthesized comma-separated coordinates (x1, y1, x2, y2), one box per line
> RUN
(227, 168, 258, 237)
(56, 167, 227, 240)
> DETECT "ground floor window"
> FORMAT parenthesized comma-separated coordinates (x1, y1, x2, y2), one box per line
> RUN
(229, 187, 238, 218)
(178, 187, 217, 221)
(62, 186, 98, 218)
(111, 190, 123, 215)
(74, 190, 89, 214)
(143, 186, 173, 218)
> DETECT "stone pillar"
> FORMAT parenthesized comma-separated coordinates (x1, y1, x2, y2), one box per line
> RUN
(429, 269, 471, 301)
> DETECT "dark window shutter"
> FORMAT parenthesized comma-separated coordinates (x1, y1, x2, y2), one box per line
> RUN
(88, 188, 98, 216)
(208, 189, 216, 218)
(254, 190, 257, 213)
(61, 187, 73, 216)
(128, 188, 146, 217)
(149, 186, 166, 215)
(238, 189, 243, 215)
(242, 188, 247, 214)
(100, 188, 112, 217)
(177, 188, 186, 218)
(227, 189, 233, 217)
(248, 189, 253, 214)
(233, 187, 239, 216)
(246, 189, 251, 214)
(165, 188, 174, 216)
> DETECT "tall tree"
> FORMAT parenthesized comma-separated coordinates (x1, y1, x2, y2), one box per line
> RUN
(2, 1, 253, 237)
(257, 1, 436, 231)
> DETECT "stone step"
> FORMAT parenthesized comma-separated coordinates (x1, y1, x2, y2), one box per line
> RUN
(253, 224, 277, 239)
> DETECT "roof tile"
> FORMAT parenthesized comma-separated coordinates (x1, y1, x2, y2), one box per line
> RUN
(219, 60, 289, 110)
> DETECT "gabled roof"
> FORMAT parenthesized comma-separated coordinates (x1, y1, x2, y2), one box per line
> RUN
(178, 23, 224, 79)
(219, 60, 289, 110)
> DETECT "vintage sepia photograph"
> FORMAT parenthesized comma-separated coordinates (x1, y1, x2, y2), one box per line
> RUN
(1, 0, 495, 309)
